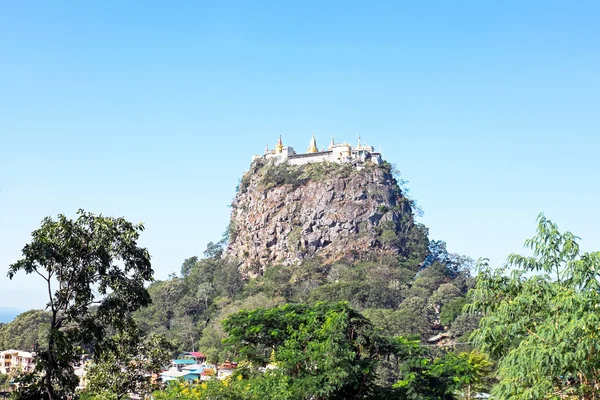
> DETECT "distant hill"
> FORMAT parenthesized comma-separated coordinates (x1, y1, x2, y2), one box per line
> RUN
(0, 307, 21, 324)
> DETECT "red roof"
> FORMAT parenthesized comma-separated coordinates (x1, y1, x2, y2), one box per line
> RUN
(185, 352, 205, 358)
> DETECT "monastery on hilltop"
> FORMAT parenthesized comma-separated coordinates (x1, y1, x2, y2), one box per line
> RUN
(253, 134, 384, 166)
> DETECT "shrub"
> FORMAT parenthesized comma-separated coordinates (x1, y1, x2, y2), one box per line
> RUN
(380, 229, 400, 248)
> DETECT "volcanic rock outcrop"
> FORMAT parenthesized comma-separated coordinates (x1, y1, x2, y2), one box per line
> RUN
(226, 160, 420, 272)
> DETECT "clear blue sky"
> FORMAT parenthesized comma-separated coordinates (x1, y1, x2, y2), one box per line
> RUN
(1, 1, 599, 310)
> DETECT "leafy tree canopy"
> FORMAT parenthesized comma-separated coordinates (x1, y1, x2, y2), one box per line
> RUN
(8, 210, 154, 400)
(470, 214, 600, 399)
(222, 301, 413, 399)
(152, 302, 491, 400)
(84, 328, 174, 400)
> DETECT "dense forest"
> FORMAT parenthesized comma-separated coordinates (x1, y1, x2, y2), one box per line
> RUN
(140, 161, 480, 364)
(0, 226, 478, 360)
(0, 214, 485, 399)
(0, 163, 479, 400)
(134, 236, 478, 358)
(2, 165, 599, 399)
(1, 163, 478, 362)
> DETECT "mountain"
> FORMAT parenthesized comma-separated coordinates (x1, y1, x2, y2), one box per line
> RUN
(0, 307, 21, 324)
(227, 160, 427, 273)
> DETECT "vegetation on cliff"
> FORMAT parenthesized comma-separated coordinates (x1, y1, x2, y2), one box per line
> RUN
(129, 233, 474, 361)
(7, 161, 594, 399)
(228, 161, 426, 270)
(2, 162, 484, 398)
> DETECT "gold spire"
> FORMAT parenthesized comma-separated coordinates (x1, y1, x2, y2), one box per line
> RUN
(307, 132, 318, 153)
(328, 136, 334, 150)
(357, 135, 361, 149)
(276, 135, 284, 154)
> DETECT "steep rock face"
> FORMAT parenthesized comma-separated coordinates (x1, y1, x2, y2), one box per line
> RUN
(226, 161, 417, 272)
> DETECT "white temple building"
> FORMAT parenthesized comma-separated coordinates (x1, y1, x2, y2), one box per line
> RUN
(252, 134, 383, 166)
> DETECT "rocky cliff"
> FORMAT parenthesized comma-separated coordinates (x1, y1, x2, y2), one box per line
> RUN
(226, 160, 421, 273)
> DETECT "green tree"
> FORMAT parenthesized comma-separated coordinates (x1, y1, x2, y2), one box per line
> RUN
(428, 283, 462, 328)
(136, 278, 187, 335)
(396, 296, 435, 339)
(203, 241, 225, 259)
(84, 329, 174, 400)
(448, 312, 480, 340)
(0, 372, 8, 390)
(395, 350, 493, 400)
(470, 214, 600, 399)
(170, 315, 198, 351)
(222, 301, 416, 400)
(181, 256, 199, 278)
(212, 260, 244, 299)
(198, 293, 284, 363)
(196, 282, 214, 309)
(380, 228, 401, 249)
(7, 210, 154, 400)
(439, 297, 468, 327)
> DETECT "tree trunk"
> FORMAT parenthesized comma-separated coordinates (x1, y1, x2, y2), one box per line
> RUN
(45, 367, 55, 400)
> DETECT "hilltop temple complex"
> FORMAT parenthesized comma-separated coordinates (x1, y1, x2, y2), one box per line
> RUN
(252, 134, 383, 166)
